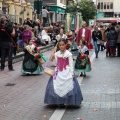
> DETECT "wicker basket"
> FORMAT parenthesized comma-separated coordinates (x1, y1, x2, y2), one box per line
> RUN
(44, 68, 55, 76)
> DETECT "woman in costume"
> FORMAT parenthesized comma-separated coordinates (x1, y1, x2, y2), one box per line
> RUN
(75, 40, 91, 77)
(21, 39, 46, 75)
(44, 39, 83, 106)
(67, 31, 79, 57)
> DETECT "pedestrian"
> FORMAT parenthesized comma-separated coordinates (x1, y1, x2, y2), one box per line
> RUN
(12, 23, 19, 56)
(116, 22, 120, 57)
(100, 25, 106, 51)
(75, 40, 91, 77)
(21, 39, 45, 75)
(76, 21, 93, 49)
(44, 39, 83, 106)
(105, 24, 111, 57)
(0, 17, 15, 71)
(92, 25, 102, 58)
(107, 26, 118, 57)
(42, 6, 49, 27)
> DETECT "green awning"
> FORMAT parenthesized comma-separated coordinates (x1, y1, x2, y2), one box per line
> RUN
(48, 6, 65, 14)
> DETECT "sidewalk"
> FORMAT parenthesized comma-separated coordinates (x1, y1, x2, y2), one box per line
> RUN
(0, 43, 54, 66)
(61, 50, 120, 120)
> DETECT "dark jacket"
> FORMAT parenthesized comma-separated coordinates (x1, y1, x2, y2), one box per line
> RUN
(107, 30, 117, 46)
(92, 30, 102, 41)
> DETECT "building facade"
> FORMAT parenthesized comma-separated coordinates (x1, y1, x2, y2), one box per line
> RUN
(42, 0, 66, 22)
(96, 0, 120, 23)
(0, 0, 33, 24)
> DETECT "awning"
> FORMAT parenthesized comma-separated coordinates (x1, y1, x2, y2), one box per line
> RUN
(96, 20, 117, 23)
(48, 6, 65, 14)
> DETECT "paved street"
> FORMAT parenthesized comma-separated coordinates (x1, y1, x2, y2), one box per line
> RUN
(62, 51, 120, 120)
(0, 49, 120, 120)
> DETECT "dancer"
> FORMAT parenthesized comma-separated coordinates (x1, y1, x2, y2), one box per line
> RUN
(21, 39, 46, 75)
(75, 40, 91, 77)
(44, 39, 83, 106)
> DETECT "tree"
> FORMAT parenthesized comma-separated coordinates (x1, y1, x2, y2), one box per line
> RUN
(67, 0, 97, 22)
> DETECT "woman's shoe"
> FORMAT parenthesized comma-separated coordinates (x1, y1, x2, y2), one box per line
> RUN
(80, 73, 83, 77)
(83, 73, 86, 77)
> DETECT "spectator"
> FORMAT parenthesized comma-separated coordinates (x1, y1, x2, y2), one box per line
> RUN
(116, 22, 120, 57)
(100, 25, 106, 51)
(22, 25, 32, 48)
(107, 26, 117, 57)
(42, 6, 49, 27)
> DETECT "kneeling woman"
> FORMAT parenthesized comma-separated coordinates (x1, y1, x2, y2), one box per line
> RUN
(21, 39, 44, 75)
(44, 39, 83, 106)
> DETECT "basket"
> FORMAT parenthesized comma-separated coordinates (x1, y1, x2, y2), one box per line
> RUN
(44, 67, 55, 76)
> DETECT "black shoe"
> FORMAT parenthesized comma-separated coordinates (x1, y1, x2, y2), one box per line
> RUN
(9, 69, 15, 71)
(83, 73, 86, 77)
(80, 73, 83, 77)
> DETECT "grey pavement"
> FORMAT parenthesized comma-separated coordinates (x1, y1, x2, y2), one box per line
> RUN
(61, 50, 120, 120)
(0, 50, 57, 120)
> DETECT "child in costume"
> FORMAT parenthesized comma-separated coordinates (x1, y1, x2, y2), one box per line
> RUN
(44, 39, 83, 106)
(21, 38, 47, 75)
(75, 40, 91, 77)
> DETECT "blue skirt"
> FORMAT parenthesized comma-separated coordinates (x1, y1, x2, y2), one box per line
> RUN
(44, 75, 83, 106)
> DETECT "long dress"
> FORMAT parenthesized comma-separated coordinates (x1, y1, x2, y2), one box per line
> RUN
(71, 39, 79, 56)
(21, 45, 44, 75)
(75, 46, 91, 73)
(44, 50, 83, 106)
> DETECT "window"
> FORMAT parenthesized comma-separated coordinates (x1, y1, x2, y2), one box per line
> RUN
(101, 2, 103, 9)
(104, 12, 114, 17)
(104, 2, 106, 9)
(107, 2, 109, 9)
(110, 2, 113, 9)
(60, 0, 63, 3)
(98, 2, 100, 9)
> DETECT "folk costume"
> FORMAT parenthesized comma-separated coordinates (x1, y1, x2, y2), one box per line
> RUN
(75, 45, 91, 75)
(76, 27, 93, 49)
(44, 50, 83, 106)
(21, 41, 46, 75)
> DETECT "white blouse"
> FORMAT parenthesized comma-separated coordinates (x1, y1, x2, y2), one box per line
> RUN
(78, 45, 88, 54)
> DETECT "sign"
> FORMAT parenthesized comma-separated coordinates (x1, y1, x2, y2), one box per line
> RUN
(34, 1, 42, 14)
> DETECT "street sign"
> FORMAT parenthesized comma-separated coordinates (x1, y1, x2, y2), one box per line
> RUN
(34, 1, 42, 14)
